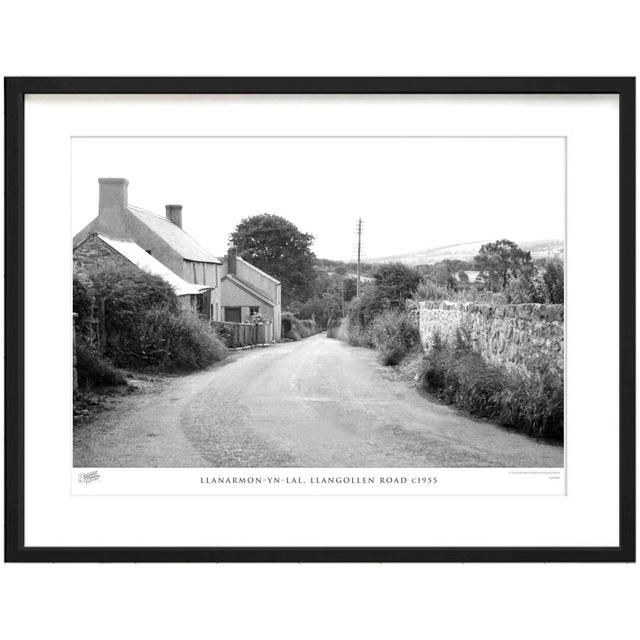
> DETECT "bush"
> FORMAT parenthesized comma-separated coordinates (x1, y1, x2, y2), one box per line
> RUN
(88, 263, 179, 334)
(76, 343, 127, 389)
(542, 257, 564, 303)
(326, 318, 341, 339)
(108, 307, 227, 371)
(497, 365, 564, 440)
(287, 292, 343, 329)
(419, 334, 563, 441)
(412, 279, 450, 302)
(369, 309, 419, 366)
(73, 269, 96, 339)
(281, 312, 318, 341)
(212, 321, 234, 347)
(336, 309, 373, 347)
(75, 264, 226, 372)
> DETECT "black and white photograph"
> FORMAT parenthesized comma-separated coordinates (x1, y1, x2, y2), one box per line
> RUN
(71, 136, 565, 471)
(6, 77, 632, 565)
(2, 3, 638, 637)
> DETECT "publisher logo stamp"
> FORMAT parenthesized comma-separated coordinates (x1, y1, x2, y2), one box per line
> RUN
(78, 470, 101, 484)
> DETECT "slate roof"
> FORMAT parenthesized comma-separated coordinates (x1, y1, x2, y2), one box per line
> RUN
(98, 234, 207, 297)
(128, 205, 222, 264)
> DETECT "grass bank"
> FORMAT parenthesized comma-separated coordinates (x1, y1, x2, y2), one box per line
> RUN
(330, 306, 563, 442)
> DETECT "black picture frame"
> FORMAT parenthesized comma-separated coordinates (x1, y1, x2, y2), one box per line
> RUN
(4, 77, 635, 563)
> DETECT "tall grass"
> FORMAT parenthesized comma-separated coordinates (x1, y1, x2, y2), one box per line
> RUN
(75, 343, 127, 389)
(369, 309, 420, 365)
(419, 331, 563, 441)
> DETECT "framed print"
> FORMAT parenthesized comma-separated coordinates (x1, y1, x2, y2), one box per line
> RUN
(4, 77, 635, 562)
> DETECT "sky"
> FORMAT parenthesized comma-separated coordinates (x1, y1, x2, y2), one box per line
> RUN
(72, 136, 565, 261)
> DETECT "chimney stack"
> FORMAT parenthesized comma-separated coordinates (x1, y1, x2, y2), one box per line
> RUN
(228, 243, 237, 275)
(99, 178, 128, 218)
(165, 204, 183, 228)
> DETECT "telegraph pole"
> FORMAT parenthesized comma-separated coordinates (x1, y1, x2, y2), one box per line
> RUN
(356, 217, 362, 297)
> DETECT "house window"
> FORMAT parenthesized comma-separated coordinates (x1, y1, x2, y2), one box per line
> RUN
(249, 306, 260, 316)
(192, 262, 198, 284)
(224, 307, 242, 323)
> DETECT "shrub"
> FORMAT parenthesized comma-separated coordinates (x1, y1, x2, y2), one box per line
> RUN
(337, 296, 372, 347)
(74, 264, 226, 372)
(281, 312, 318, 341)
(369, 309, 419, 366)
(326, 318, 341, 339)
(108, 307, 227, 371)
(503, 272, 545, 304)
(73, 269, 97, 341)
(542, 257, 564, 303)
(212, 321, 234, 347)
(76, 343, 127, 389)
(247, 311, 268, 325)
(418, 335, 563, 441)
(412, 279, 450, 302)
(287, 292, 343, 329)
(88, 263, 179, 334)
(336, 310, 373, 347)
(498, 365, 564, 440)
(372, 263, 421, 307)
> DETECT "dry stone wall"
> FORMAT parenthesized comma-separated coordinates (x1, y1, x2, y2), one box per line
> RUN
(418, 301, 564, 373)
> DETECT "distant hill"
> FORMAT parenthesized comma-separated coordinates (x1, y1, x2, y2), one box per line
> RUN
(369, 239, 564, 266)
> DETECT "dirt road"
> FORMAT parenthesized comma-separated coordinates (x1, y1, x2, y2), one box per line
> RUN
(74, 334, 563, 468)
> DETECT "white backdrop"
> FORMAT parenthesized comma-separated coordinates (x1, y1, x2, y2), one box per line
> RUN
(25, 94, 615, 547)
(1, 2, 638, 639)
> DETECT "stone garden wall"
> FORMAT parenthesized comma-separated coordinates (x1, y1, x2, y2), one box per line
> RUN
(418, 301, 564, 373)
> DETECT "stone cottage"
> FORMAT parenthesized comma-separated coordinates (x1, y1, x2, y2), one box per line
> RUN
(74, 178, 281, 338)
(74, 178, 222, 319)
(220, 245, 282, 340)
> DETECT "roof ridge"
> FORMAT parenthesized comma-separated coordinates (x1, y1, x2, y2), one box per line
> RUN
(128, 204, 164, 218)
(126, 205, 221, 264)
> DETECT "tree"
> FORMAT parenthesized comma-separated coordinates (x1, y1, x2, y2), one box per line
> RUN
(229, 214, 316, 306)
(417, 259, 471, 289)
(353, 262, 421, 325)
(343, 277, 357, 303)
(373, 263, 421, 306)
(474, 239, 533, 291)
(504, 271, 545, 304)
